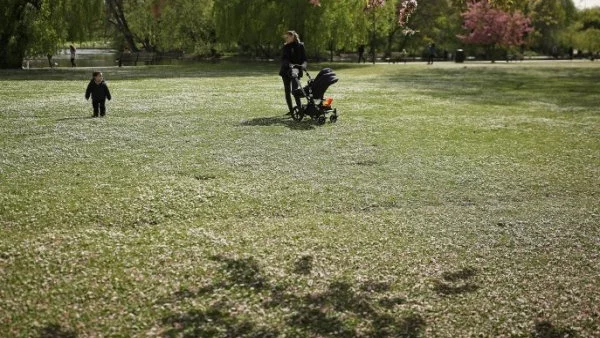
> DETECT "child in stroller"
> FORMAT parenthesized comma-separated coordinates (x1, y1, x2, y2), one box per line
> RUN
(290, 65, 339, 124)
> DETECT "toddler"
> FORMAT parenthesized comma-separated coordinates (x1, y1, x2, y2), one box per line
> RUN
(85, 71, 111, 117)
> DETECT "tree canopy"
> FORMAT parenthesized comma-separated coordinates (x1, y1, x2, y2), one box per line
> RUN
(0, 0, 103, 68)
(1, 0, 599, 68)
(459, 0, 531, 51)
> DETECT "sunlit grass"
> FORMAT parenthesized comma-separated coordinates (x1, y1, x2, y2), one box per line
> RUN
(1, 61, 599, 337)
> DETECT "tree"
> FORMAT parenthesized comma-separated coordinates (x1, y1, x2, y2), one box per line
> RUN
(526, 0, 577, 54)
(214, 0, 343, 58)
(304, 0, 369, 61)
(563, 8, 600, 58)
(397, 0, 458, 58)
(105, 0, 141, 52)
(364, 0, 387, 63)
(213, 0, 283, 58)
(458, 0, 532, 61)
(155, 0, 215, 55)
(0, 0, 104, 69)
(362, 0, 418, 63)
(0, 0, 42, 68)
(450, 0, 530, 12)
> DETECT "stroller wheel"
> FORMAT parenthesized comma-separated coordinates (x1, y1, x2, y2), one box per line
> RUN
(291, 106, 304, 121)
(317, 116, 326, 125)
(330, 114, 337, 123)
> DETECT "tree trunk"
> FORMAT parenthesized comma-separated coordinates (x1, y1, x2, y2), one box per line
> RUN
(329, 39, 334, 63)
(386, 27, 400, 59)
(106, 0, 139, 52)
(371, 10, 376, 64)
(256, 44, 272, 59)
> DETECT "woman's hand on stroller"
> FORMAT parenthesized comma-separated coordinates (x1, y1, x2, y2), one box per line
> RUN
(289, 63, 307, 78)
(291, 63, 307, 70)
(290, 66, 300, 78)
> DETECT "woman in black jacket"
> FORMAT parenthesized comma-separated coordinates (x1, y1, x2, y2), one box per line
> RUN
(279, 30, 307, 115)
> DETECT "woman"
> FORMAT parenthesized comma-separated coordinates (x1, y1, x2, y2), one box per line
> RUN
(69, 45, 77, 67)
(279, 30, 307, 115)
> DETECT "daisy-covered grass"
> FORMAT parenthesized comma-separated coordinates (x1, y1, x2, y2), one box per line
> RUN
(0, 61, 599, 337)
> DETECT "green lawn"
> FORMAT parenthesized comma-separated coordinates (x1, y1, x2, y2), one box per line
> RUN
(0, 61, 599, 337)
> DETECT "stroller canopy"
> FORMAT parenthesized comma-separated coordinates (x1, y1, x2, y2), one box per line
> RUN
(310, 68, 338, 99)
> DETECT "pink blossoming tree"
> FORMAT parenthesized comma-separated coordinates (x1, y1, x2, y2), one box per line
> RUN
(458, 0, 532, 62)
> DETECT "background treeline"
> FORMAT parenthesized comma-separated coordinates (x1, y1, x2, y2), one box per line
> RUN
(1, 0, 599, 68)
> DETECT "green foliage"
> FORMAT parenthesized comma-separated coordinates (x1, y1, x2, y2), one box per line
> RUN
(527, 0, 577, 52)
(1, 0, 595, 66)
(211, 0, 448, 58)
(63, 0, 106, 42)
(575, 8, 600, 52)
(213, 0, 321, 57)
(0, 0, 42, 68)
(0, 0, 104, 68)
(558, 8, 600, 54)
(28, 0, 64, 57)
(156, 0, 215, 54)
(302, 0, 369, 56)
(403, 0, 461, 53)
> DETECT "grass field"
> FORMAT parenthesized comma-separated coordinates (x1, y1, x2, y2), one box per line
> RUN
(0, 61, 599, 337)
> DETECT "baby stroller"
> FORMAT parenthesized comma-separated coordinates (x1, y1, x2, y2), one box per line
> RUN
(290, 66, 339, 124)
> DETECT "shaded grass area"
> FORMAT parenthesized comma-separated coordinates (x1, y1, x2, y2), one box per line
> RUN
(1, 62, 599, 337)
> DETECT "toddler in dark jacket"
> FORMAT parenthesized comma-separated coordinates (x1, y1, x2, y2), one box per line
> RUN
(85, 71, 112, 117)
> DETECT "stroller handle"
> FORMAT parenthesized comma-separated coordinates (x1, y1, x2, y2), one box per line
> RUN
(290, 63, 307, 70)
(290, 64, 312, 80)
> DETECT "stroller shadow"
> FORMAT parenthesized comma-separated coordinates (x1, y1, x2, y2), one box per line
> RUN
(37, 323, 77, 338)
(240, 115, 318, 130)
(55, 116, 94, 121)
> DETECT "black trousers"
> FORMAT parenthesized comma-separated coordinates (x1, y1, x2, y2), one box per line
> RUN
(92, 100, 106, 117)
(282, 76, 302, 113)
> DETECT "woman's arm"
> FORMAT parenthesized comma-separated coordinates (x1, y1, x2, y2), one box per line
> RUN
(299, 43, 307, 69)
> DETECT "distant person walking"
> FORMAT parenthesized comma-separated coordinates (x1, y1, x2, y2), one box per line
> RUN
(568, 47, 574, 60)
(85, 71, 112, 118)
(279, 30, 307, 116)
(47, 53, 53, 68)
(358, 45, 366, 63)
(400, 49, 408, 64)
(427, 43, 436, 65)
(70, 45, 77, 67)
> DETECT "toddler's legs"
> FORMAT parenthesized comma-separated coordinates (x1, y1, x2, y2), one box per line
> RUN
(99, 101, 106, 117)
(92, 100, 107, 117)
(92, 101, 100, 117)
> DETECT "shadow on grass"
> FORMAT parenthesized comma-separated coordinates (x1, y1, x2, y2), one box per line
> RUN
(0, 61, 363, 81)
(383, 67, 600, 109)
(160, 306, 280, 338)
(55, 116, 95, 121)
(433, 266, 480, 296)
(157, 257, 583, 337)
(507, 320, 579, 338)
(38, 323, 77, 338)
(240, 115, 317, 130)
(0, 62, 276, 81)
(529, 320, 578, 338)
(293, 254, 313, 275)
(159, 254, 425, 337)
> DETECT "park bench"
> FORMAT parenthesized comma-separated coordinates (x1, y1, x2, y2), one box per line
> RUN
(337, 53, 356, 62)
(117, 51, 156, 66)
(385, 52, 409, 63)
